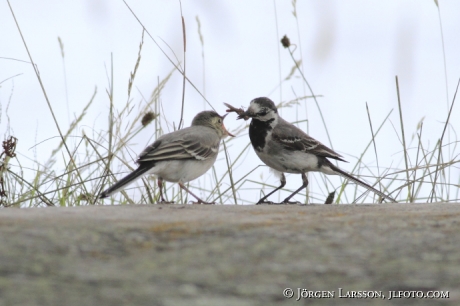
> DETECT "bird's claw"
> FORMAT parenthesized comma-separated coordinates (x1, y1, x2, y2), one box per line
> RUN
(256, 199, 301, 205)
(282, 200, 302, 205)
(191, 201, 215, 205)
(256, 201, 281, 205)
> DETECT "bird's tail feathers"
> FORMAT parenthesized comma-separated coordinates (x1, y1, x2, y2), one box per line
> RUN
(99, 166, 151, 199)
(328, 163, 397, 203)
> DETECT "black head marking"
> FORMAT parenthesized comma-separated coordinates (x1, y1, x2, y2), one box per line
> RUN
(251, 97, 278, 114)
(246, 98, 279, 151)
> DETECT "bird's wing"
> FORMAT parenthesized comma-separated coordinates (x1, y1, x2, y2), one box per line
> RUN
(272, 118, 347, 162)
(137, 127, 219, 163)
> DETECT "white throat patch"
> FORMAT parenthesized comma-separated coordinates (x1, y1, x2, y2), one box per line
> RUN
(249, 101, 278, 122)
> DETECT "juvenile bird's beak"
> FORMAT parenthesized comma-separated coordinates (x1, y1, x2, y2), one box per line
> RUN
(221, 113, 235, 137)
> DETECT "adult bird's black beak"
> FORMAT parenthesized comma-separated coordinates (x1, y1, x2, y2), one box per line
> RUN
(237, 110, 253, 120)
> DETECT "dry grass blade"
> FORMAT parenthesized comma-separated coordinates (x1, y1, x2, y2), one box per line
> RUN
(50, 88, 97, 157)
(57, 36, 70, 124)
(211, 166, 223, 204)
(223, 141, 237, 204)
(195, 15, 206, 106)
(336, 109, 394, 203)
(395, 76, 411, 201)
(128, 30, 144, 98)
(365, 102, 383, 196)
(7, 168, 54, 206)
(411, 121, 424, 200)
(272, 0, 282, 104)
(122, 0, 214, 111)
(430, 78, 460, 202)
(178, 1, 186, 129)
(282, 36, 334, 150)
(210, 143, 254, 203)
(98, 55, 115, 202)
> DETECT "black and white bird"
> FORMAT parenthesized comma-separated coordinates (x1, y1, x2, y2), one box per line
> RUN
(233, 97, 396, 204)
(99, 111, 234, 203)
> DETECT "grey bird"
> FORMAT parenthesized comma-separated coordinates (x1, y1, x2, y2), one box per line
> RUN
(230, 97, 396, 204)
(99, 111, 234, 203)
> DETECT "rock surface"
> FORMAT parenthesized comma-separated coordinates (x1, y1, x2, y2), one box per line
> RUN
(0, 203, 459, 305)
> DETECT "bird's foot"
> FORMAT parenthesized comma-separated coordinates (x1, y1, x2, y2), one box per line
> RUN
(257, 200, 284, 205)
(158, 200, 175, 204)
(191, 200, 215, 205)
(282, 199, 301, 205)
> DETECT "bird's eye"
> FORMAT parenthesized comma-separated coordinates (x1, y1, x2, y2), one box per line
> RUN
(217, 118, 222, 124)
(258, 110, 268, 116)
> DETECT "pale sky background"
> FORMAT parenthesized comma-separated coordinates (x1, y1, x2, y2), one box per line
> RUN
(1, 1, 460, 204)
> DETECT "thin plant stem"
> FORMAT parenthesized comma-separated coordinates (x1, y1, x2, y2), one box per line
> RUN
(223, 141, 237, 204)
(395, 76, 411, 201)
(122, 0, 214, 111)
(287, 48, 333, 150)
(273, 0, 282, 106)
(430, 78, 460, 202)
(365, 102, 382, 194)
(178, 1, 186, 129)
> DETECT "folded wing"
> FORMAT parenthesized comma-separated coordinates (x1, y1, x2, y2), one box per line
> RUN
(138, 138, 218, 163)
(272, 120, 347, 162)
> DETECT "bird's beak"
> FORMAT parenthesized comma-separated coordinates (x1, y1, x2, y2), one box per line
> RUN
(237, 108, 254, 120)
(221, 113, 235, 137)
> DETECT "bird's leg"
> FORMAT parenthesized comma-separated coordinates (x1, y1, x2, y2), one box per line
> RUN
(157, 178, 174, 204)
(282, 173, 308, 204)
(158, 178, 165, 201)
(257, 173, 287, 204)
(178, 182, 215, 205)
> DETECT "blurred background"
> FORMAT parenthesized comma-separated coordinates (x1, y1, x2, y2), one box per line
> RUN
(1, 0, 459, 204)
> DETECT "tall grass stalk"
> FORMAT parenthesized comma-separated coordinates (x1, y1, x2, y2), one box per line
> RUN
(395, 76, 411, 201)
(430, 78, 460, 202)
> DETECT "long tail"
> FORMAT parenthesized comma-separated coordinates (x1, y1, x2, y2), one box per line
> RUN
(99, 165, 152, 198)
(328, 163, 397, 203)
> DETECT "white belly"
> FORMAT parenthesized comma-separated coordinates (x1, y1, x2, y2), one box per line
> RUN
(147, 157, 216, 183)
(255, 149, 323, 174)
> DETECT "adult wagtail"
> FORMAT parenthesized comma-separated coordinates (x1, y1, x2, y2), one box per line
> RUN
(226, 97, 396, 204)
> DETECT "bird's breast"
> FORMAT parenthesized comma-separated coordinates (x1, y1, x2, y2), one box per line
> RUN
(249, 119, 275, 152)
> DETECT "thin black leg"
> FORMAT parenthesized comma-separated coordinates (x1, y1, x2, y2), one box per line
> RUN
(257, 173, 287, 204)
(282, 173, 308, 204)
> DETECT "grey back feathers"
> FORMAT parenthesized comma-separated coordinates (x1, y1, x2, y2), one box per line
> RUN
(272, 116, 346, 162)
(137, 126, 220, 164)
